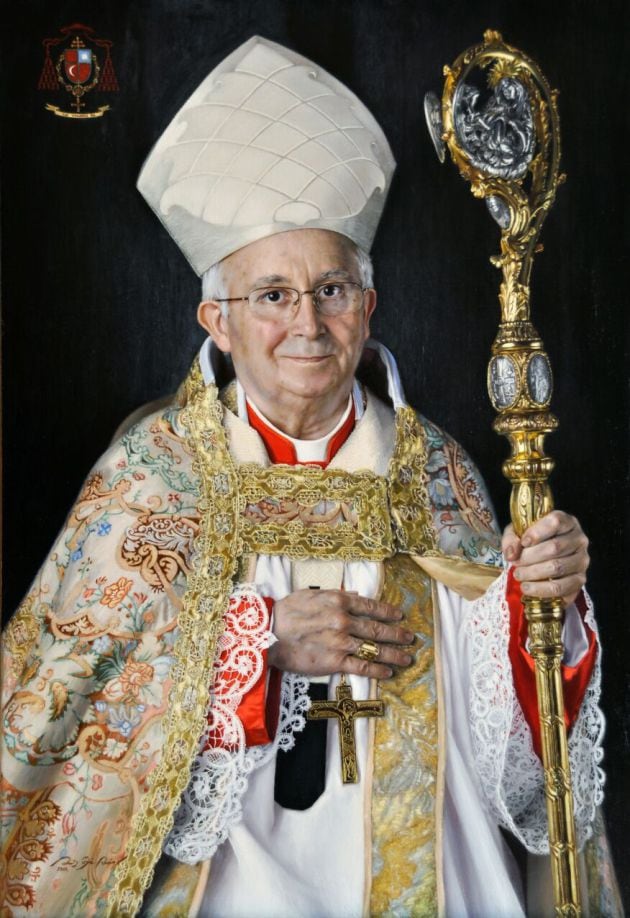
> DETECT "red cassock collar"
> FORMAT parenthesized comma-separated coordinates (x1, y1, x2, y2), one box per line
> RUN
(246, 401, 356, 467)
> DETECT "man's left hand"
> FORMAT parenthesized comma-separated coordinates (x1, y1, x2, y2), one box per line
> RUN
(501, 510, 590, 607)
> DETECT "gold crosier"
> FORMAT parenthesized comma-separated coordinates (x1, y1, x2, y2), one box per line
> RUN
(428, 30, 581, 915)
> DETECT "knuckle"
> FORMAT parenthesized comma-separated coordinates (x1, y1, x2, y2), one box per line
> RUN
(355, 658, 370, 677)
(547, 511, 561, 530)
(367, 621, 383, 641)
(339, 633, 355, 652)
(550, 580, 562, 598)
(330, 611, 347, 632)
(552, 558, 564, 577)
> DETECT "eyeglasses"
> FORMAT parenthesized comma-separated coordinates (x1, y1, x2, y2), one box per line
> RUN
(215, 281, 367, 322)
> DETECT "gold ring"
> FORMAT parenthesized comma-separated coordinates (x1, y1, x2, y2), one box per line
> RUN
(356, 640, 379, 662)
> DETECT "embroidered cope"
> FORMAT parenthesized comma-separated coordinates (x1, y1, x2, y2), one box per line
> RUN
(0, 341, 613, 918)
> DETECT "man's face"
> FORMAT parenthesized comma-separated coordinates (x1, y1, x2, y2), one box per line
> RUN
(198, 229, 376, 429)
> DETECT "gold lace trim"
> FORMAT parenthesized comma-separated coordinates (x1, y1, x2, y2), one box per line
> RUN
(106, 361, 242, 916)
(2, 594, 40, 680)
(238, 464, 394, 560)
(388, 406, 438, 556)
(235, 403, 438, 562)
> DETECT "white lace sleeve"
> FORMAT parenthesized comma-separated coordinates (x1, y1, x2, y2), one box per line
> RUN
(163, 584, 310, 864)
(467, 570, 605, 853)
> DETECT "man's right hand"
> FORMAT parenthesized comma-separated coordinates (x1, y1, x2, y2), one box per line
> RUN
(267, 589, 415, 680)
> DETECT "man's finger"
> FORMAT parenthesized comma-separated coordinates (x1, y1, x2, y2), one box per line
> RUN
(520, 573, 586, 602)
(339, 594, 404, 622)
(290, 590, 402, 622)
(348, 636, 413, 668)
(521, 510, 577, 548)
(339, 656, 394, 680)
(516, 532, 587, 568)
(349, 617, 414, 646)
(501, 523, 522, 562)
(513, 550, 587, 586)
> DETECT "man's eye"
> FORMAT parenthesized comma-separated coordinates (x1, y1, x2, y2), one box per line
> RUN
(255, 288, 289, 305)
(319, 284, 343, 298)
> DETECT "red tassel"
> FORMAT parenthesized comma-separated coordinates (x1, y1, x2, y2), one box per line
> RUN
(37, 48, 58, 91)
(99, 49, 119, 92)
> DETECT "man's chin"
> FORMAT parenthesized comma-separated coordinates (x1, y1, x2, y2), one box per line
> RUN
(277, 371, 343, 401)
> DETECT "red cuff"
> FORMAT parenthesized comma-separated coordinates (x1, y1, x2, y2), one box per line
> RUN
(233, 596, 281, 746)
(507, 568, 597, 759)
(236, 649, 282, 746)
(203, 595, 281, 751)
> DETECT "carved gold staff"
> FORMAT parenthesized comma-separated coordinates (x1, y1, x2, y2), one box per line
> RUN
(425, 30, 581, 915)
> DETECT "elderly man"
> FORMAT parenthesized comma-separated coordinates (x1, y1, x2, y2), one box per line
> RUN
(1, 36, 615, 918)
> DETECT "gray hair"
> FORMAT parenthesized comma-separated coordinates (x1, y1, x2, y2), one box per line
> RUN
(202, 260, 228, 302)
(353, 245, 374, 289)
(201, 238, 374, 317)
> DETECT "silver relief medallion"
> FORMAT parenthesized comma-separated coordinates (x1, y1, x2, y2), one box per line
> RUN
(526, 353, 552, 405)
(453, 77, 535, 180)
(489, 355, 519, 409)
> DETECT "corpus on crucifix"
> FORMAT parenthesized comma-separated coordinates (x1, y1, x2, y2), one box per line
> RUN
(307, 674, 385, 783)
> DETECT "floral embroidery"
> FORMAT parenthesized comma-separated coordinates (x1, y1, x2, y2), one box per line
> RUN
(100, 577, 133, 608)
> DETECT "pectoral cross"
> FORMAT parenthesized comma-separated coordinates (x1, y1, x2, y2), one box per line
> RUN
(307, 675, 384, 783)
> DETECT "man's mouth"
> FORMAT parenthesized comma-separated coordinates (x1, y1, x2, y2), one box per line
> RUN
(281, 354, 333, 362)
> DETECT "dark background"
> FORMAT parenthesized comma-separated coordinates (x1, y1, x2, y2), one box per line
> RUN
(2, 0, 628, 908)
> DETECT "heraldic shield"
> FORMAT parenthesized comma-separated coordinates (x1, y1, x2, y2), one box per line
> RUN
(64, 47, 92, 85)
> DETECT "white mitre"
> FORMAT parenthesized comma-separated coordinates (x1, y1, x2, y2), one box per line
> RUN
(137, 36, 396, 275)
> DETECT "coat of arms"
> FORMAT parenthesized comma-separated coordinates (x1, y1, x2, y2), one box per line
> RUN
(38, 23, 119, 119)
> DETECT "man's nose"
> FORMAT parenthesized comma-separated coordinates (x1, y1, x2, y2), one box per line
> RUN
(290, 291, 325, 336)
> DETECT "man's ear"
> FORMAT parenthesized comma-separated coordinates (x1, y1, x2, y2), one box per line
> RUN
(363, 288, 377, 339)
(197, 300, 231, 353)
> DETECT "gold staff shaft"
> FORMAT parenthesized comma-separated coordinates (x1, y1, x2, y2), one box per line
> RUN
(497, 390, 581, 916)
(428, 30, 582, 914)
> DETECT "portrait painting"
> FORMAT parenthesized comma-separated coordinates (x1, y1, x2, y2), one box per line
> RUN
(2, 0, 628, 913)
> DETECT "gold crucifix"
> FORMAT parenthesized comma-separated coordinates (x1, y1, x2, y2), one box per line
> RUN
(307, 675, 384, 783)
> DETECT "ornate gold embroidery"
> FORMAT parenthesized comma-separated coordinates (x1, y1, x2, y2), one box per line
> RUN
(371, 555, 438, 915)
(388, 406, 439, 556)
(106, 361, 242, 917)
(219, 380, 239, 414)
(2, 595, 40, 679)
(238, 464, 394, 560)
(232, 404, 438, 562)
